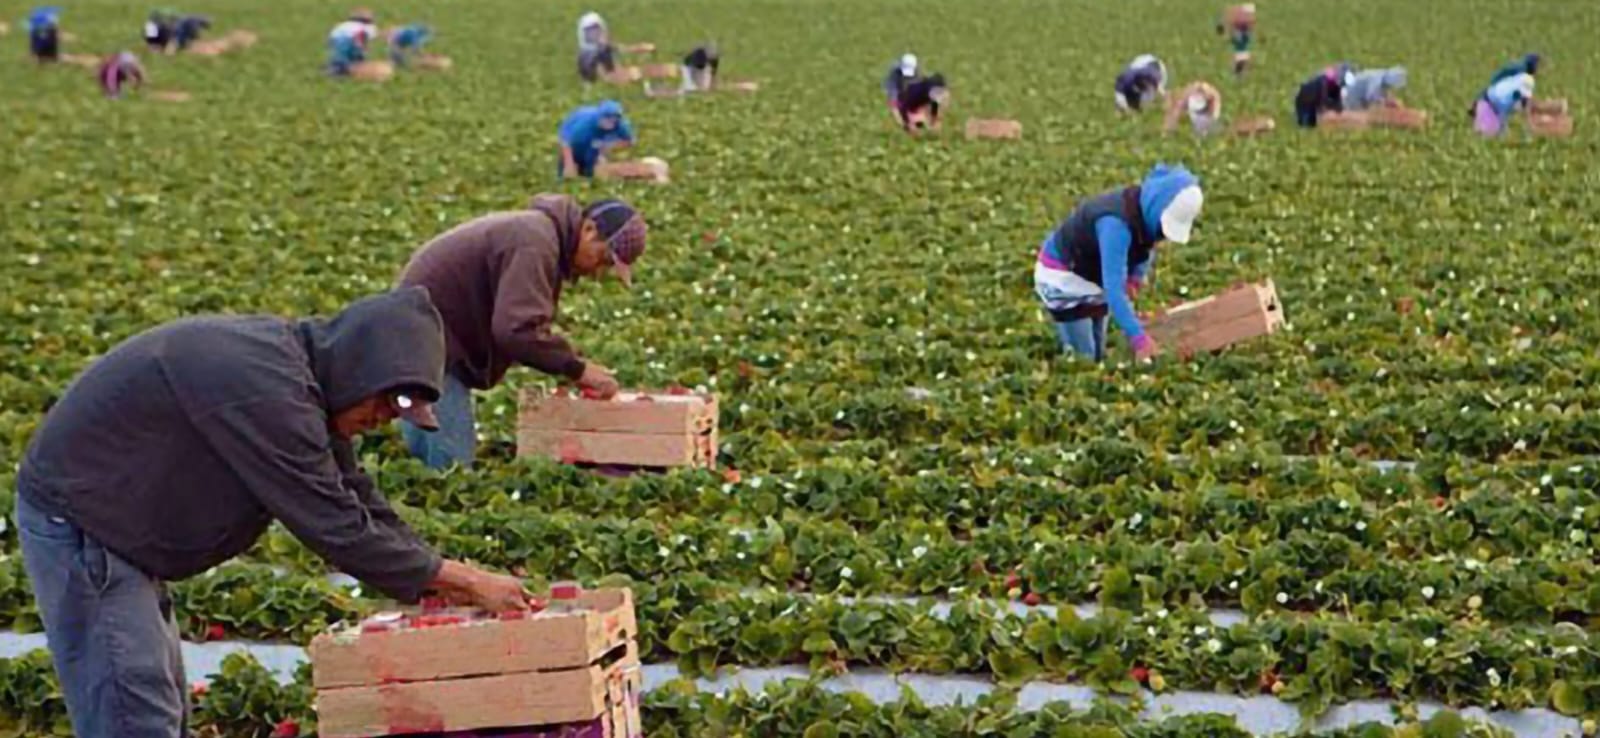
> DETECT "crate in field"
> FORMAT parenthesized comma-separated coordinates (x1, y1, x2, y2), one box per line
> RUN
(965, 118, 1023, 140)
(1530, 112, 1573, 138)
(351, 60, 395, 81)
(1230, 115, 1276, 136)
(638, 63, 679, 80)
(1530, 98, 1568, 116)
(1366, 106, 1428, 129)
(518, 388, 716, 469)
(311, 588, 642, 738)
(1146, 279, 1284, 357)
(596, 157, 670, 184)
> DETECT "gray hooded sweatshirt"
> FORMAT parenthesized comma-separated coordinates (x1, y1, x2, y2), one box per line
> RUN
(18, 288, 447, 602)
(1343, 67, 1407, 111)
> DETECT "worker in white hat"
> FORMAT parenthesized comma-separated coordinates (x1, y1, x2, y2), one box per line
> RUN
(1033, 164, 1204, 362)
(1163, 81, 1222, 135)
(883, 52, 920, 111)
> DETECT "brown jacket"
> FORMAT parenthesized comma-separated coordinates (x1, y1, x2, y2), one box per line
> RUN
(398, 195, 586, 390)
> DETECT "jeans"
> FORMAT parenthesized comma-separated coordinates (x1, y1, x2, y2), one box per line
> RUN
(15, 491, 188, 738)
(402, 371, 477, 469)
(1055, 317, 1108, 361)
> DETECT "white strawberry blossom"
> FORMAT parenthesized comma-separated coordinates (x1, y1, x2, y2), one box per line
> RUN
(1206, 638, 1223, 653)
(1421, 586, 1435, 600)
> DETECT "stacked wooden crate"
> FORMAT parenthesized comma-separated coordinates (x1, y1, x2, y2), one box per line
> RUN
(1145, 279, 1284, 356)
(311, 588, 642, 738)
(517, 389, 717, 469)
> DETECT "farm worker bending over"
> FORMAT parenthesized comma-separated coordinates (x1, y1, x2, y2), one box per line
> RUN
(1034, 164, 1204, 362)
(98, 51, 145, 98)
(26, 6, 61, 63)
(1343, 67, 1406, 111)
(15, 289, 532, 738)
(1164, 81, 1222, 135)
(1474, 62, 1536, 137)
(1217, 4, 1256, 76)
(681, 43, 719, 91)
(389, 23, 432, 66)
(558, 99, 635, 178)
(1115, 54, 1168, 113)
(883, 53, 918, 109)
(326, 8, 379, 76)
(1490, 53, 1540, 85)
(172, 14, 209, 51)
(576, 10, 616, 83)
(144, 9, 175, 52)
(1294, 63, 1354, 128)
(897, 73, 949, 132)
(397, 196, 648, 469)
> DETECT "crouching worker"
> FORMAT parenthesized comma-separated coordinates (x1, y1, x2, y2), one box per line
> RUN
(389, 23, 431, 66)
(897, 73, 949, 132)
(326, 8, 379, 76)
(398, 196, 648, 468)
(27, 6, 61, 63)
(681, 43, 719, 91)
(1164, 81, 1222, 135)
(1294, 63, 1353, 127)
(1473, 54, 1538, 137)
(98, 51, 144, 98)
(558, 99, 635, 178)
(1115, 54, 1168, 113)
(1034, 164, 1204, 362)
(16, 288, 533, 737)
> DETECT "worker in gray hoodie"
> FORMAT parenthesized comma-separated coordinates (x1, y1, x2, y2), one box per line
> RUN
(1343, 67, 1407, 111)
(14, 288, 530, 738)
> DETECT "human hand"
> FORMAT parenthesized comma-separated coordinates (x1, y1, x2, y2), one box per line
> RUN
(578, 363, 620, 399)
(1131, 335, 1159, 361)
(431, 560, 530, 612)
(1125, 279, 1142, 298)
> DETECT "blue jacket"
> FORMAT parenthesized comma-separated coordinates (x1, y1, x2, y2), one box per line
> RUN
(1042, 164, 1200, 339)
(558, 100, 635, 170)
(27, 6, 60, 31)
(393, 24, 431, 50)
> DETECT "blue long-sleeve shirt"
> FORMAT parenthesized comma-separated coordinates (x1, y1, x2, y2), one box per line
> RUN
(1094, 217, 1149, 339)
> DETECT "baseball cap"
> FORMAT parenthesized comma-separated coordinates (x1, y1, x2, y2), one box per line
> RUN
(1187, 93, 1209, 114)
(391, 391, 440, 432)
(583, 199, 647, 287)
(1160, 186, 1204, 244)
(900, 53, 918, 77)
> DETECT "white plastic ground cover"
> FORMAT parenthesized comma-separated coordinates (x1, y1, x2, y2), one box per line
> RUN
(0, 632, 1578, 737)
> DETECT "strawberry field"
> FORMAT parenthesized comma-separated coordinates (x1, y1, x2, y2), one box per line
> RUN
(4, 0, 1600, 735)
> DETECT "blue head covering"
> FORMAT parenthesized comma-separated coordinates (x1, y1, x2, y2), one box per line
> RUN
(1139, 164, 1201, 241)
(596, 99, 624, 118)
(28, 6, 61, 29)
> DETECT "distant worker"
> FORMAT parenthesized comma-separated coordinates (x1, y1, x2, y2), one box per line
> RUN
(1164, 81, 1222, 135)
(558, 99, 635, 179)
(26, 6, 61, 63)
(98, 51, 145, 99)
(397, 196, 648, 468)
(681, 43, 719, 92)
(883, 53, 918, 110)
(1474, 56, 1538, 137)
(1033, 164, 1204, 362)
(326, 7, 379, 76)
(144, 9, 175, 53)
(896, 73, 949, 133)
(1343, 67, 1407, 111)
(576, 11, 616, 83)
(172, 14, 209, 51)
(1294, 63, 1354, 128)
(1115, 54, 1168, 113)
(389, 23, 432, 67)
(1216, 4, 1256, 76)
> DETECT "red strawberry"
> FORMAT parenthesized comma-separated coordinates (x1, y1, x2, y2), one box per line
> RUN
(1432, 496, 1448, 510)
(204, 624, 225, 642)
(702, 231, 719, 244)
(498, 609, 528, 621)
(1258, 669, 1279, 693)
(1129, 665, 1150, 683)
(420, 596, 447, 613)
(528, 598, 548, 614)
(723, 468, 743, 484)
(579, 386, 605, 400)
(190, 682, 208, 698)
(668, 385, 691, 396)
(271, 719, 300, 738)
(1022, 592, 1043, 607)
(1004, 572, 1022, 590)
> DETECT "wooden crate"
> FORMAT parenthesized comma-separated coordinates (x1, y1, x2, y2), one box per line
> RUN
(1146, 280, 1284, 357)
(518, 389, 716, 468)
(1366, 106, 1428, 129)
(1530, 98, 1568, 116)
(639, 63, 679, 80)
(1530, 112, 1573, 138)
(312, 588, 642, 738)
(965, 118, 1023, 140)
(1230, 115, 1276, 136)
(596, 158, 670, 184)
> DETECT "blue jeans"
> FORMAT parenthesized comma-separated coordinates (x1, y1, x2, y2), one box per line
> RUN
(15, 491, 188, 737)
(402, 371, 477, 469)
(1055, 317, 1107, 361)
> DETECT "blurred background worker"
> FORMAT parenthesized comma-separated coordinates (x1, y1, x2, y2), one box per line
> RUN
(26, 6, 61, 63)
(1343, 67, 1407, 111)
(144, 9, 175, 53)
(576, 10, 616, 83)
(1217, 3, 1256, 76)
(681, 43, 719, 92)
(397, 197, 648, 468)
(98, 51, 144, 98)
(883, 53, 918, 113)
(1033, 164, 1204, 362)
(1114, 54, 1167, 113)
(1474, 55, 1537, 137)
(1164, 81, 1222, 135)
(389, 23, 432, 67)
(171, 13, 209, 51)
(1294, 63, 1354, 127)
(326, 7, 379, 76)
(896, 73, 949, 133)
(558, 99, 635, 178)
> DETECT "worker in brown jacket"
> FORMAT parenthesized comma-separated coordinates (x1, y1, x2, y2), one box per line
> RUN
(397, 195, 647, 468)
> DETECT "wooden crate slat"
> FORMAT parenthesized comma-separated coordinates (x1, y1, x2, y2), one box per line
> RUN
(518, 389, 713, 435)
(519, 428, 702, 467)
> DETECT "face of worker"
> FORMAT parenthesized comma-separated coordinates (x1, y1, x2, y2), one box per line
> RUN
(329, 395, 399, 438)
(599, 115, 620, 132)
(572, 219, 614, 280)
